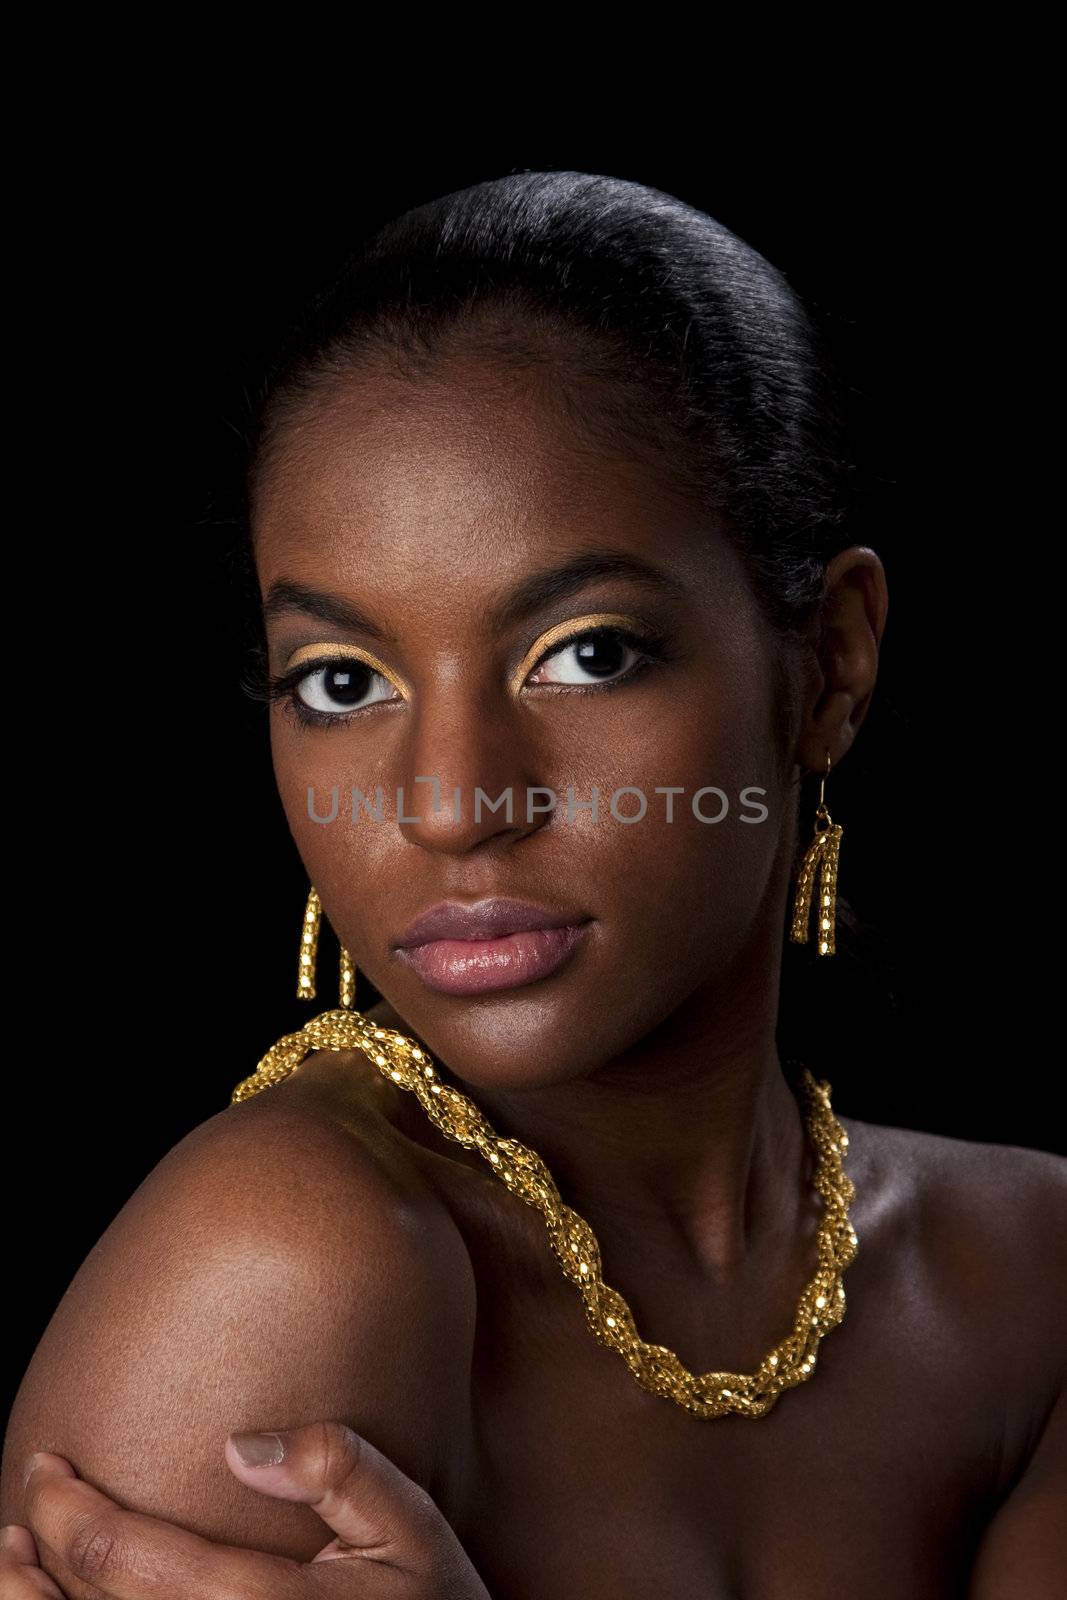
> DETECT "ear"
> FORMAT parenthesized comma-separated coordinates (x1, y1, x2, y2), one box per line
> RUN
(794, 546, 888, 774)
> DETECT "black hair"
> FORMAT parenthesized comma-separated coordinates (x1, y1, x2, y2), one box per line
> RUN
(247, 171, 851, 632)
(236, 170, 894, 1081)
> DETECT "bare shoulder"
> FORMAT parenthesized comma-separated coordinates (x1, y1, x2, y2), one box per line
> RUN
(882, 1130, 1067, 1590)
(841, 1114, 1066, 1450)
(0, 1021, 477, 1556)
(844, 1110, 1065, 1223)
(843, 1112, 1066, 1285)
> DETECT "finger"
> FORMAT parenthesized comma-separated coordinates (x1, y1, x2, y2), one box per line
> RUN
(23, 1456, 303, 1600)
(0, 1524, 66, 1597)
(226, 1421, 457, 1574)
(2, 1524, 42, 1561)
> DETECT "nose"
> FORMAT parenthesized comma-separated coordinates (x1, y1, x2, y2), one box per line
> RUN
(394, 683, 549, 856)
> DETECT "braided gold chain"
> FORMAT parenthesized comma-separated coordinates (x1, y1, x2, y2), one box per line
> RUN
(231, 1009, 859, 1419)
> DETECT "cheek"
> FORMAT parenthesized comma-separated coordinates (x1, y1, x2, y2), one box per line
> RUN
(554, 664, 787, 963)
(569, 782, 781, 971)
(555, 656, 781, 845)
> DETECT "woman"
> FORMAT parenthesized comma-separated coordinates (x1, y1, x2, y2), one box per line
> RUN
(2, 170, 1063, 1599)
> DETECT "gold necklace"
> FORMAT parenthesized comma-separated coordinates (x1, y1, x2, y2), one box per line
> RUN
(231, 1008, 859, 1419)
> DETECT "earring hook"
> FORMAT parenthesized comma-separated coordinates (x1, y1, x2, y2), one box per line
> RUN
(813, 749, 834, 832)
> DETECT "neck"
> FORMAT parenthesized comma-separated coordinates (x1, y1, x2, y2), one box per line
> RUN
(458, 934, 810, 1286)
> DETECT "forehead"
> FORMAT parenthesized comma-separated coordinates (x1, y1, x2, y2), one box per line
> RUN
(252, 353, 739, 608)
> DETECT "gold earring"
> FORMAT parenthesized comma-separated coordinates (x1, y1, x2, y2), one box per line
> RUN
(790, 750, 844, 957)
(339, 945, 357, 1009)
(297, 883, 358, 1007)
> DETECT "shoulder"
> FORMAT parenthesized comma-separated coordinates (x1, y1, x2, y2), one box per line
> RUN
(844, 1113, 1066, 1238)
(845, 1113, 1066, 1297)
(116, 1012, 478, 1337)
(908, 1130, 1067, 1589)
(842, 1116, 1066, 1460)
(0, 1036, 476, 1553)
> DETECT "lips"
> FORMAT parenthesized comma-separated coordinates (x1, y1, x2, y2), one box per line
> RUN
(392, 898, 593, 996)
(393, 897, 588, 948)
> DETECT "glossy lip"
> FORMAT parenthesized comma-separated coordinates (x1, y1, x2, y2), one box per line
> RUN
(391, 897, 594, 997)
(392, 897, 590, 949)
(395, 923, 593, 996)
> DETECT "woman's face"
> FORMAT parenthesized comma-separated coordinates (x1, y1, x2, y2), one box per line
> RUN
(253, 350, 800, 1090)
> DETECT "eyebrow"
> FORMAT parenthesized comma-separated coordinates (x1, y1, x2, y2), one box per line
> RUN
(263, 550, 689, 640)
(492, 549, 689, 628)
(263, 579, 393, 641)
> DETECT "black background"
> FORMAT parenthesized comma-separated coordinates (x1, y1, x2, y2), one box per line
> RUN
(5, 116, 1058, 1437)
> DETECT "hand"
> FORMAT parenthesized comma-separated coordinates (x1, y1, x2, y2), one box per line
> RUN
(2, 1420, 492, 1598)
(0, 1520, 66, 1596)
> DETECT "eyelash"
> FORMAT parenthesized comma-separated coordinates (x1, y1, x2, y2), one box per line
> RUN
(245, 625, 674, 732)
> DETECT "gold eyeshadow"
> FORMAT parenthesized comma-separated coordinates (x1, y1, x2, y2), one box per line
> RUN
(507, 613, 647, 694)
(283, 641, 411, 698)
(283, 613, 647, 704)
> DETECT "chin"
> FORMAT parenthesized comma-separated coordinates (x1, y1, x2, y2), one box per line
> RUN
(393, 982, 615, 1094)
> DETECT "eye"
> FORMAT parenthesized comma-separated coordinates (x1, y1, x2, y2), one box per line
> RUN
(295, 658, 401, 716)
(525, 627, 646, 687)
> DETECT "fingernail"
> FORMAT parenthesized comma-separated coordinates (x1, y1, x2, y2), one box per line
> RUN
(0, 1524, 20, 1548)
(231, 1431, 287, 1466)
(22, 1452, 49, 1487)
(21, 1451, 74, 1488)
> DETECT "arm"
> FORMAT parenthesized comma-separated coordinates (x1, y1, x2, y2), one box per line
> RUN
(6, 1419, 493, 1599)
(1, 1097, 476, 1586)
(968, 1370, 1066, 1597)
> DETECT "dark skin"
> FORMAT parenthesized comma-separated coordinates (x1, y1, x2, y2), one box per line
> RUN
(3, 347, 1065, 1599)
